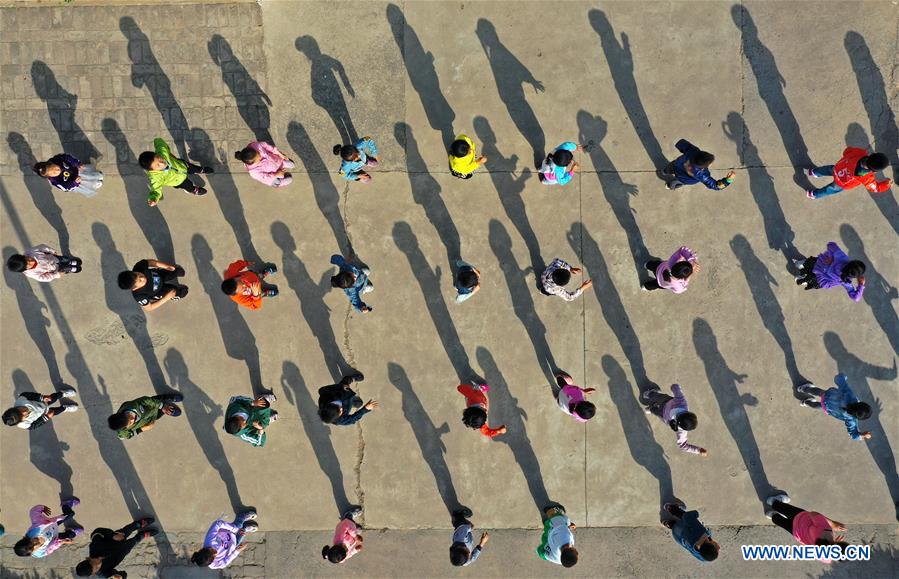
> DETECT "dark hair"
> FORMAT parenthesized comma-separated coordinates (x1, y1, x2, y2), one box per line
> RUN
(117, 271, 139, 290)
(235, 147, 257, 164)
(191, 547, 215, 567)
(691, 151, 715, 168)
(333, 144, 356, 160)
(670, 262, 694, 280)
(698, 541, 719, 562)
(138, 151, 157, 170)
(322, 544, 347, 563)
(32, 162, 51, 176)
(450, 139, 471, 158)
(551, 268, 571, 286)
(14, 538, 34, 556)
(675, 412, 698, 431)
(319, 404, 341, 424)
(840, 260, 865, 281)
(552, 149, 573, 167)
(75, 560, 94, 576)
(865, 153, 888, 171)
(847, 401, 871, 420)
(462, 406, 487, 429)
(225, 415, 244, 434)
(6, 254, 27, 272)
(458, 269, 478, 289)
(107, 412, 130, 431)
(572, 401, 596, 421)
(449, 543, 470, 566)
(331, 271, 355, 289)
(221, 278, 239, 295)
(3, 407, 23, 426)
(560, 546, 578, 567)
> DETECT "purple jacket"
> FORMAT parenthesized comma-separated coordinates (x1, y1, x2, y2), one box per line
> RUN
(813, 242, 864, 302)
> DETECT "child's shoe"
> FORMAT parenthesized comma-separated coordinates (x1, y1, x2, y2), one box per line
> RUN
(59, 386, 77, 398)
(241, 510, 258, 521)
(263, 264, 278, 277)
(799, 398, 816, 408)
(795, 383, 815, 395)
(136, 517, 156, 528)
(805, 168, 818, 178)
(141, 528, 159, 540)
(263, 287, 279, 298)
(765, 493, 790, 507)
(162, 404, 182, 417)
(193, 186, 207, 196)
(342, 506, 363, 521)
(270, 410, 279, 421)
(260, 393, 277, 404)
(348, 372, 365, 383)
(61, 497, 80, 510)
(453, 507, 474, 519)
(806, 189, 816, 199)
(63, 403, 79, 413)
(241, 521, 259, 533)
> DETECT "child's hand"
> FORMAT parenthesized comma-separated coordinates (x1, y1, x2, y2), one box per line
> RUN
(570, 267, 582, 274)
(699, 448, 709, 457)
(75, 176, 82, 183)
(253, 420, 265, 431)
(479, 532, 490, 546)
(570, 162, 580, 173)
(583, 388, 596, 394)
(580, 279, 593, 290)
(41, 506, 52, 517)
(496, 425, 508, 435)
(476, 155, 487, 165)
(726, 170, 736, 180)
(858, 276, 866, 286)
(361, 305, 373, 313)
(364, 400, 379, 410)
(861, 431, 873, 440)
(568, 522, 577, 531)
(148, 199, 158, 207)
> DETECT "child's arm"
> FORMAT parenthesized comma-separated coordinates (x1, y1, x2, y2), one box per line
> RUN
(670, 383, 687, 407)
(845, 281, 865, 302)
(480, 423, 507, 438)
(358, 137, 378, 158)
(141, 289, 177, 312)
(336, 402, 375, 426)
(834, 374, 859, 404)
(29, 505, 52, 525)
(224, 260, 251, 280)
(239, 427, 265, 447)
(675, 429, 705, 455)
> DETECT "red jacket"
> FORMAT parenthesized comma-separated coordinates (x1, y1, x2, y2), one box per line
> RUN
(224, 260, 263, 310)
(457, 384, 506, 438)
(833, 147, 892, 192)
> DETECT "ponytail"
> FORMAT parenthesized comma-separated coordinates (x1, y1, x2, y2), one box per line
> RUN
(333, 144, 342, 156)
(321, 546, 330, 560)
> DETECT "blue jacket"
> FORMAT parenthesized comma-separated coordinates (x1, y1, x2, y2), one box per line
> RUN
(822, 374, 863, 440)
(541, 142, 578, 185)
(338, 137, 378, 180)
(330, 255, 370, 312)
(672, 510, 711, 562)
(672, 139, 729, 190)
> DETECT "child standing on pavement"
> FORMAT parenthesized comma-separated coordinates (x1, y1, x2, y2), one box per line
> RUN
(221, 260, 278, 310)
(317, 373, 378, 426)
(334, 137, 379, 183)
(793, 242, 865, 302)
(640, 383, 707, 456)
(448, 135, 487, 179)
(457, 381, 506, 438)
(235, 142, 295, 188)
(3, 385, 78, 430)
(536, 503, 578, 567)
(662, 501, 719, 562)
(798, 374, 872, 440)
(554, 371, 597, 423)
(642, 247, 699, 293)
(33, 154, 104, 197)
(138, 137, 212, 207)
(7, 244, 82, 281)
(322, 507, 364, 564)
(107, 393, 184, 440)
(806, 149, 891, 199)
(224, 393, 278, 447)
(75, 516, 158, 577)
(449, 507, 489, 567)
(454, 260, 481, 303)
(191, 510, 259, 569)
(117, 258, 189, 312)
(540, 258, 592, 300)
(539, 142, 583, 186)
(660, 139, 735, 191)
(14, 499, 83, 558)
(330, 254, 373, 313)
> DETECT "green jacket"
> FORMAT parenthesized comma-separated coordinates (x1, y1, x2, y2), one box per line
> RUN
(224, 396, 272, 447)
(116, 396, 163, 440)
(146, 138, 189, 203)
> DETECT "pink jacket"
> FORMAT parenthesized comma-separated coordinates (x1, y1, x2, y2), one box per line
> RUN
(26, 505, 67, 558)
(244, 141, 289, 187)
(655, 247, 698, 294)
(333, 519, 362, 563)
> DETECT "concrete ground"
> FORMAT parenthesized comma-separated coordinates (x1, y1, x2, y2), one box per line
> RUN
(1, 0, 897, 577)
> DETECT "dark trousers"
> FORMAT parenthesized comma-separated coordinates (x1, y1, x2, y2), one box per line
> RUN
(57, 503, 79, 540)
(173, 163, 204, 192)
(643, 260, 663, 291)
(639, 387, 672, 418)
(796, 257, 820, 289)
(668, 504, 686, 519)
(451, 512, 472, 528)
(770, 500, 805, 534)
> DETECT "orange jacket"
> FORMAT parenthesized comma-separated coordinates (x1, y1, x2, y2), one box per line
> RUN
(833, 147, 892, 193)
(457, 384, 506, 438)
(224, 260, 263, 310)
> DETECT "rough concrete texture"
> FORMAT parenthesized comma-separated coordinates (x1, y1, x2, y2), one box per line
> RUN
(1, 0, 897, 577)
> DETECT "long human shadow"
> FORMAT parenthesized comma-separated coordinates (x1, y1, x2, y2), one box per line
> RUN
(272, 222, 351, 381)
(602, 355, 673, 510)
(845, 122, 871, 150)
(477, 347, 549, 514)
(574, 224, 648, 387)
(191, 234, 264, 394)
(12, 369, 73, 503)
(120, 16, 190, 159)
(577, 111, 648, 276)
(189, 127, 261, 263)
(693, 319, 778, 506)
(587, 10, 666, 169)
(7, 132, 70, 255)
(824, 331, 899, 521)
(729, 235, 804, 386)
(282, 361, 352, 515)
(473, 116, 543, 277)
(386, 4, 455, 148)
(475, 19, 545, 168)
(3, 249, 62, 384)
(0, 183, 172, 561)
(295, 35, 357, 145)
(164, 348, 245, 513)
(839, 224, 898, 356)
(101, 118, 175, 262)
(30, 61, 100, 162)
(395, 122, 461, 268)
(92, 222, 167, 391)
(387, 362, 462, 514)
(392, 222, 475, 382)
(723, 112, 798, 265)
(734, 5, 813, 187)
(488, 220, 557, 385)
(286, 120, 351, 256)
(209, 34, 273, 144)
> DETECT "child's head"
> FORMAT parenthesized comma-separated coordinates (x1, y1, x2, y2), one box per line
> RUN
(462, 406, 487, 429)
(458, 269, 479, 289)
(449, 542, 471, 566)
(331, 271, 356, 289)
(2, 406, 27, 427)
(450, 139, 471, 159)
(864, 153, 888, 172)
(690, 150, 715, 169)
(319, 404, 343, 424)
(225, 415, 246, 434)
(551, 268, 571, 287)
(138, 152, 166, 171)
(221, 278, 239, 296)
(6, 254, 31, 273)
(191, 547, 216, 567)
(108, 412, 134, 431)
(698, 540, 719, 562)
(551, 149, 574, 167)
(672, 412, 698, 431)
(670, 261, 694, 280)
(32, 161, 61, 178)
(333, 144, 358, 161)
(14, 537, 37, 557)
(840, 260, 865, 282)
(75, 559, 101, 576)
(234, 147, 260, 165)
(560, 545, 579, 567)
(117, 271, 143, 290)
(847, 401, 871, 420)
(322, 544, 348, 564)
(571, 401, 596, 421)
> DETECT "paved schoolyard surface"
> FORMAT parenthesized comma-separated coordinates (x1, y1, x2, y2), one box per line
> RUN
(1, 0, 897, 577)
